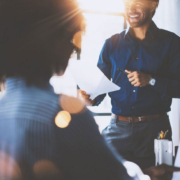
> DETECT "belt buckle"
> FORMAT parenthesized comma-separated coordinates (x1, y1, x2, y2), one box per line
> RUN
(128, 117, 131, 123)
(128, 116, 134, 123)
(129, 116, 137, 123)
(138, 116, 145, 122)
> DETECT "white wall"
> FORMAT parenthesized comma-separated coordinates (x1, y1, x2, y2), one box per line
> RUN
(153, 0, 180, 148)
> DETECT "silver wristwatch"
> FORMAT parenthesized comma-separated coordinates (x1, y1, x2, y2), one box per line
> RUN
(149, 77, 156, 86)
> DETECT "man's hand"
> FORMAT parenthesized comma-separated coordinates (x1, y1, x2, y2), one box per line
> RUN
(78, 90, 95, 106)
(126, 70, 151, 87)
(143, 164, 180, 180)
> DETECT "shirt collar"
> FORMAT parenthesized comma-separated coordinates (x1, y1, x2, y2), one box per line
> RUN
(124, 21, 158, 40)
(5, 77, 54, 93)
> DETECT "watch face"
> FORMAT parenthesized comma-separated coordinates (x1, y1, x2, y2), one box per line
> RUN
(150, 78, 156, 86)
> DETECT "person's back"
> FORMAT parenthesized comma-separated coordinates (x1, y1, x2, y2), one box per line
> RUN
(0, 0, 132, 179)
(0, 77, 131, 180)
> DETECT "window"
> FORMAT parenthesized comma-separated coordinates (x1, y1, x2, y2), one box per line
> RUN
(50, 0, 125, 132)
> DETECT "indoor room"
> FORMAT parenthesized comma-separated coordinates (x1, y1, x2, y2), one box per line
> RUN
(0, 0, 180, 180)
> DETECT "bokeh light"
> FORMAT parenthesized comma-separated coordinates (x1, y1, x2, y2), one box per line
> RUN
(0, 151, 22, 180)
(77, 0, 124, 13)
(33, 160, 62, 180)
(60, 94, 85, 114)
(55, 111, 71, 128)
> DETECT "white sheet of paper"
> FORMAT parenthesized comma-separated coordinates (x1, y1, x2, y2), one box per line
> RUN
(69, 60, 120, 99)
(172, 141, 180, 180)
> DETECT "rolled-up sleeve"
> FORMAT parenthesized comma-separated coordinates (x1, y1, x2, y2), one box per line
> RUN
(150, 34, 180, 99)
(93, 40, 112, 106)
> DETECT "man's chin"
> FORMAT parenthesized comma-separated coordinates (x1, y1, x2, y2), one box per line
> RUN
(127, 16, 152, 28)
(129, 22, 141, 28)
(128, 20, 145, 28)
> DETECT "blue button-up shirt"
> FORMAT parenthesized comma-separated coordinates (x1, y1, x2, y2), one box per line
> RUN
(94, 21, 180, 116)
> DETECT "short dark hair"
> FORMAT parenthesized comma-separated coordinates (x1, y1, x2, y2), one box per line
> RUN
(0, 0, 85, 83)
(123, 0, 159, 17)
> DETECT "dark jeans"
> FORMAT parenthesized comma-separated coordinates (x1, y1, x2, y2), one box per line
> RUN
(102, 114, 172, 169)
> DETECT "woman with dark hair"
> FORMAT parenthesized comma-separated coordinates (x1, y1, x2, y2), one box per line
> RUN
(0, 0, 132, 179)
(0, 0, 83, 81)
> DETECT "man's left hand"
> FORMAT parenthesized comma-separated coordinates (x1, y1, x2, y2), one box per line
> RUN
(143, 164, 180, 180)
(126, 70, 151, 87)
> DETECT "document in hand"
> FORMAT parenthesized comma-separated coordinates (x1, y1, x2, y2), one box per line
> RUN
(69, 60, 120, 100)
(172, 141, 180, 180)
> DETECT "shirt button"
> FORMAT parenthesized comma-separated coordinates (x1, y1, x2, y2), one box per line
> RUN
(136, 57, 139, 60)
(133, 90, 136, 93)
(132, 106, 134, 109)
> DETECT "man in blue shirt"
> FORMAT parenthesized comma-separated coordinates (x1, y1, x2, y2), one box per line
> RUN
(0, 0, 180, 179)
(79, 0, 180, 169)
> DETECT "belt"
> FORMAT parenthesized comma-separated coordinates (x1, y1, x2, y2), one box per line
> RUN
(112, 113, 167, 123)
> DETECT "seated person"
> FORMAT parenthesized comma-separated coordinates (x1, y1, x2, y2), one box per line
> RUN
(0, 0, 179, 180)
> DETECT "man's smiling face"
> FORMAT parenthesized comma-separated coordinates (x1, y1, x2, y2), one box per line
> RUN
(124, 0, 154, 28)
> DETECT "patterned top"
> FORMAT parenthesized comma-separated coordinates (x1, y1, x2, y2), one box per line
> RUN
(0, 77, 132, 180)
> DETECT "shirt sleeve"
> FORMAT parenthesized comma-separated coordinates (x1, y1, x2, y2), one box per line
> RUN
(150, 34, 180, 99)
(93, 40, 112, 106)
(55, 108, 133, 180)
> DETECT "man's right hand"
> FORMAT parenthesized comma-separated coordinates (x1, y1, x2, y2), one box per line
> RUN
(143, 164, 180, 180)
(78, 90, 95, 106)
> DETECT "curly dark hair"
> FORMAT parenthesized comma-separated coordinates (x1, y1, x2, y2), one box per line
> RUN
(0, 0, 85, 83)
